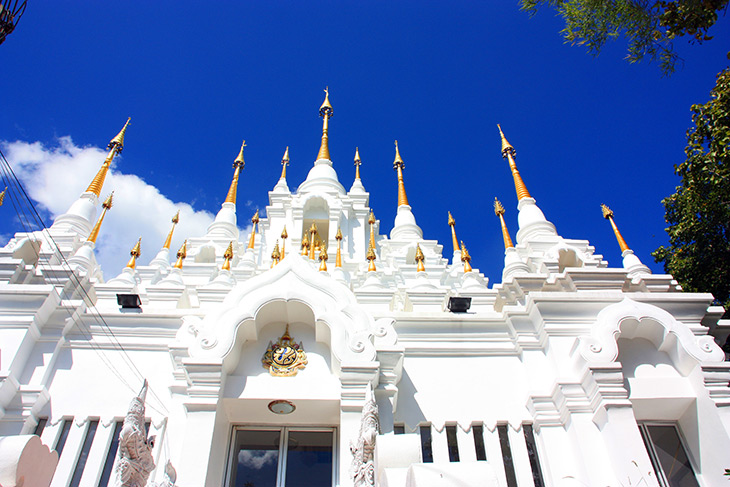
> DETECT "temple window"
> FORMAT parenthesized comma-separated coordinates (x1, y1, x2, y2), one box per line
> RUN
(638, 423, 700, 487)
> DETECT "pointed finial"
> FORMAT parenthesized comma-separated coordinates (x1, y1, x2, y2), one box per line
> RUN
(163, 210, 180, 249)
(173, 240, 187, 269)
(222, 241, 234, 271)
(460, 240, 473, 273)
(448, 211, 455, 227)
(320, 86, 333, 117)
(317, 88, 333, 160)
(308, 222, 318, 260)
(354, 147, 362, 180)
(494, 198, 514, 249)
(497, 125, 531, 201)
(251, 209, 260, 224)
(234, 140, 246, 167)
(393, 141, 409, 206)
(494, 198, 505, 216)
(415, 243, 425, 272)
(447, 211, 459, 254)
(393, 140, 404, 168)
(102, 192, 114, 209)
(281, 225, 288, 239)
(225, 141, 247, 204)
(336, 227, 342, 240)
(497, 124, 514, 158)
(126, 237, 142, 269)
(335, 227, 343, 268)
(366, 244, 377, 272)
(247, 210, 259, 250)
(368, 211, 376, 225)
(0, 187, 6, 206)
(271, 240, 281, 267)
(319, 245, 328, 271)
(368, 211, 377, 249)
(280, 146, 290, 179)
(601, 204, 630, 252)
(108, 117, 131, 152)
(87, 192, 114, 243)
(301, 234, 310, 255)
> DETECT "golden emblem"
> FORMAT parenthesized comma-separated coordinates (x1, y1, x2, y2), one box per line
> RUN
(262, 325, 308, 377)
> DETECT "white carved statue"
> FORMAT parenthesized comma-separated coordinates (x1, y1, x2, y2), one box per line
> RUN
(350, 388, 379, 487)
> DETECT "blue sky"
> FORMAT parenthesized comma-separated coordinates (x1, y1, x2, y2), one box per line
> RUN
(1, 2, 728, 284)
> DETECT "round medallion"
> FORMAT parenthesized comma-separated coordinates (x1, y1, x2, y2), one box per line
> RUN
(268, 399, 296, 415)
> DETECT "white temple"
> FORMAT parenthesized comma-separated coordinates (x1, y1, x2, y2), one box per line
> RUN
(0, 91, 729, 487)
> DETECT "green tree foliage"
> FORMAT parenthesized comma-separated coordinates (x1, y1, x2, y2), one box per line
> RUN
(520, 0, 728, 75)
(652, 68, 730, 312)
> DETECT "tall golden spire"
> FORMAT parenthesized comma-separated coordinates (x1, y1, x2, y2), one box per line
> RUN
(601, 204, 630, 252)
(280, 226, 288, 259)
(354, 147, 362, 180)
(316, 87, 334, 160)
(335, 227, 343, 268)
(222, 241, 234, 271)
(86, 118, 130, 196)
(247, 210, 259, 249)
(393, 141, 409, 206)
(280, 147, 290, 179)
(126, 237, 142, 269)
(163, 210, 180, 249)
(494, 198, 514, 249)
(225, 140, 247, 204)
(308, 222, 318, 260)
(368, 211, 377, 250)
(447, 212, 459, 254)
(497, 125, 531, 201)
(366, 244, 377, 272)
(87, 192, 114, 243)
(415, 243, 425, 272)
(460, 240, 473, 273)
(319, 245, 328, 271)
(173, 240, 187, 269)
(271, 240, 281, 267)
(0, 187, 6, 206)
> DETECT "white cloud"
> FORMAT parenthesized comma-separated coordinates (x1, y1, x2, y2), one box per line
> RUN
(238, 449, 278, 470)
(1, 136, 226, 277)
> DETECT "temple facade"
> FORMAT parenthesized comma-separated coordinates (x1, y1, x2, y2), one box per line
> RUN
(0, 91, 729, 487)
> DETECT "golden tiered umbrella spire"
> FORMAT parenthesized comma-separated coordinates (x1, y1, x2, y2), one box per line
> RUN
(494, 198, 514, 249)
(335, 227, 343, 268)
(601, 204, 630, 252)
(163, 211, 180, 249)
(393, 140, 409, 206)
(415, 243, 425, 272)
(366, 244, 377, 272)
(368, 211, 377, 250)
(308, 222, 318, 260)
(280, 147, 290, 179)
(87, 192, 114, 243)
(271, 241, 281, 267)
(354, 147, 362, 180)
(447, 212, 459, 254)
(222, 241, 234, 271)
(280, 226, 288, 259)
(247, 210, 259, 250)
(225, 140, 247, 204)
(319, 245, 328, 272)
(86, 118, 130, 197)
(173, 240, 187, 269)
(126, 238, 142, 269)
(460, 241, 473, 273)
(497, 125, 531, 201)
(316, 87, 334, 160)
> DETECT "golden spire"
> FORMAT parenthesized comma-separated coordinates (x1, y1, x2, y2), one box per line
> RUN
(225, 140, 246, 204)
(247, 210, 259, 250)
(393, 140, 409, 206)
(319, 245, 328, 272)
(601, 204, 630, 252)
(301, 234, 310, 255)
(308, 222, 318, 260)
(494, 198, 514, 249)
(87, 192, 114, 243)
(86, 118, 130, 196)
(271, 240, 281, 267)
(316, 87, 334, 161)
(126, 237, 142, 269)
(163, 210, 180, 249)
(415, 243, 425, 272)
(280, 226, 288, 259)
(460, 240, 473, 273)
(368, 210, 377, 250)
(0, 187, 6, 206)
(366, 244, 377, 272)
(173, 240, 187, 269)
(280, 147, 290, 179)
(354, 147, 362, 180)
(335, 227, 343, 267)
(447, 211, 459, 254)
(497, 125, 531, 201)
(222, 241, 234, 271)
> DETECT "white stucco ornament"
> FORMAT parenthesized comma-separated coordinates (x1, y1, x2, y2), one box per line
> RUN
(115, 381, 156, 487)
(350, 389, 379, 487)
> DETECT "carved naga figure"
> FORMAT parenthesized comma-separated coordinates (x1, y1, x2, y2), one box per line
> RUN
(350, 388, 379, 487)
(114, 380, 177, 487)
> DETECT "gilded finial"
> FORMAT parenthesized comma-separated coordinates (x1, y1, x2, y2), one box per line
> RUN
(247, 210, 259, 250)
(317, 88, 333, 160)
(368, 211, 377, 250)
(366, 244, 377, 272)
(280, 225, 288, 259)
(222, 241, 234, 271)
(308, 222, 318, 260)
(225, 140, 247, 204)
(163, 210, 180, 249)
(393, 141, 409, 206)
(280, 146, 290, 179)
(447, 211, 459, 254)
(497, 125, 531, 201)
(234, 140, 246, 167)
(460, 240, 473, 273)
(601, 204, 630, 252)
(368, 211, 376, 225)
(0, 187, 6, 206)
(271, 240, 281, 267)
(301, 234, 310, 255)
(319, 245, 328, 271)
(126, 237, 142, 269)
(335, 227, 343, 267)
(108, 117, 131, 152)
(87, 192, 114, 243)
(86, 119, 129, 196)
(415, 243, 425, 272)
(354, 147, 362, 180)
(173, 240, 187, 269)
(494, 198, 514, 249)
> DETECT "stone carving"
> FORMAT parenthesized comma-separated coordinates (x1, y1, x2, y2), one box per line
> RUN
(149, 461, 177, 487)
(114, 380, 156, 487)
(350, 388, 379, 487)
(262, 324, 308, 376)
